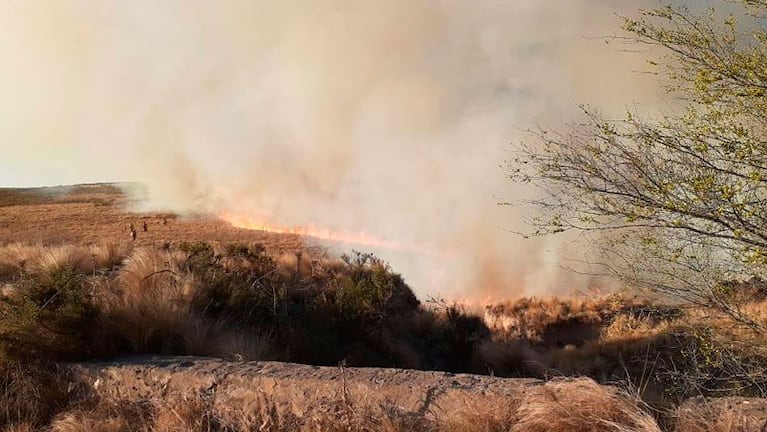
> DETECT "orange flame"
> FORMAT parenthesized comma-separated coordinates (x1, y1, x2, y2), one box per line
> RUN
(220, 212, 422, 252)
(450, 295, 501, 310)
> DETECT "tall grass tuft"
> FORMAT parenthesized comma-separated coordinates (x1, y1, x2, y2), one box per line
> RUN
(510, 378, 661, 432)
(0, 361, 83, 430)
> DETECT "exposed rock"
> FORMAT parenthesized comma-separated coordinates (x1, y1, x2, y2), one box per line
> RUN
(72, 356, 538, 428)
(67, 357, 665, 431)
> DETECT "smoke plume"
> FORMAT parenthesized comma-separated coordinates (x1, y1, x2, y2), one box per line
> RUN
(0, 1, 667, 299)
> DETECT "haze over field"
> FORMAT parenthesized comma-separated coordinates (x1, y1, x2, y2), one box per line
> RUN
(0, 1, 680, 298)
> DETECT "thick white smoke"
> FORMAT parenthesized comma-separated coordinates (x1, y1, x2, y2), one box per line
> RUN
(0, 1, 668, 299)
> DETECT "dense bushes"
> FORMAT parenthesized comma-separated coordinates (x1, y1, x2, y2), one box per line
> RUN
(3, 241, 767, 430)
(0, 242, 492, 372)
(3, 241, 766, 391)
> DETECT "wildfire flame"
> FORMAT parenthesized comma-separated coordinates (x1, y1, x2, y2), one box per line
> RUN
(220, 212, 423, 252)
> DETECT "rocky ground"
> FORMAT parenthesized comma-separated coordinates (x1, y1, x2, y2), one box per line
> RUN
(76, 356, 537, 425)
(63, 356, 767, 431)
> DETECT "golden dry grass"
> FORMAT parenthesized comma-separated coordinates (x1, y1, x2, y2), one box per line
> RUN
(96, 248, 270, 359)
(0, 244, 45, 280)
(510, 378, 661, 432)
(0, 243, 131, 282)
(476, 292, 767, 413)
(483, 295, 671, 344)
(0, 362, 79, 430)
(0, 183, 306, 253)
(39, 377, 663, 432)
(672, 396, 767, 432)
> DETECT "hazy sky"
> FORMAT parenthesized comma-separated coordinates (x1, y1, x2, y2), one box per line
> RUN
(0, 1, 665, 187)
(0, 1, 686, 298)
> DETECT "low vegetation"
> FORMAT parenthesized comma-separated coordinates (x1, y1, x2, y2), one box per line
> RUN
(2, 371, 660, 432)
(0, 241, 765, 430)
(2, 0, 765, 428)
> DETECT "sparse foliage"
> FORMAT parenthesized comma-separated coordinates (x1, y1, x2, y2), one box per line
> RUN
(514, 1, 767, 328)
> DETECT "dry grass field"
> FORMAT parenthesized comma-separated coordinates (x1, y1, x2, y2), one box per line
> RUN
(1, 184, 766, 431)
(0, 183, 305, 252)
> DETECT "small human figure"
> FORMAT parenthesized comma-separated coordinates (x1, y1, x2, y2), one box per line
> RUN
(143, 221, 148, 232)
(130, 229, 137, 241)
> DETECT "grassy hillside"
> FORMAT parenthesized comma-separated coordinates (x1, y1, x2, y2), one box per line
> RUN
(0, 183, 305, 250)
(1, 185, 766, 430)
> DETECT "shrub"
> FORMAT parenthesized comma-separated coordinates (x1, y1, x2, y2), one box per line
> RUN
(333, 252, 418, 323)
(0, 267, 98, 360)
